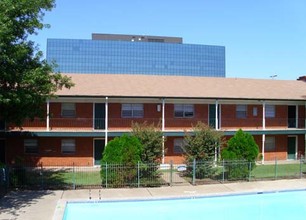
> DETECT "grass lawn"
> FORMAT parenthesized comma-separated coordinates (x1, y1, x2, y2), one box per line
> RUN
(251, 163, 306, 179)
(24, 170, 103, 187)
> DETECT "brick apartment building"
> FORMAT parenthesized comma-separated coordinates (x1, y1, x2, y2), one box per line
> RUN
(1, 74, 306, 166)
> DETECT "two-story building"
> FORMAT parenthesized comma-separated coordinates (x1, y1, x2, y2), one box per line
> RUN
(1, 74, 306, 166)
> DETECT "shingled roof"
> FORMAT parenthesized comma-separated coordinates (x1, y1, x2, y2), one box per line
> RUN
(56, 74, 306, 101)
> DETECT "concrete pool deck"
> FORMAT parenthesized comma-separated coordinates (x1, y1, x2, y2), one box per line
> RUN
(1, 179, 306, 220)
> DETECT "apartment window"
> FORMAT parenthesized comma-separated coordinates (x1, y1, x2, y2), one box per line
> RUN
(265, 105, 275, 118)
(236, 105, 247, 118)
(173, 138, 186, 154)
(265, 136, 275, 151)
(61, 139, 76, 154)
(24, 139, 38, 154)
(174, 104, 194, 118)
(61, 103, 76, 117)
(121, 104, 144, 118)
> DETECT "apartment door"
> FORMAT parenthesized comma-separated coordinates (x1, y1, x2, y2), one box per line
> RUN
(0, 140, 5, 164)
(94, 103, 105, 130)
(288, 106, 296, 128)
(209, 104, 219, 128)
(287, 136, 296, 160)
(94, 139, 105, 165)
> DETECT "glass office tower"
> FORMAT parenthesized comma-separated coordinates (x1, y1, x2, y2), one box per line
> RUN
(47, 37, 225, 77)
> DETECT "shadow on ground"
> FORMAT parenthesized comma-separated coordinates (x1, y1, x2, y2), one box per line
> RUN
(0, 190, 55, 219)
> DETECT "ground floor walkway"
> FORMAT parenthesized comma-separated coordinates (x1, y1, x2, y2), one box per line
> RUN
(1, 179, 306, 220)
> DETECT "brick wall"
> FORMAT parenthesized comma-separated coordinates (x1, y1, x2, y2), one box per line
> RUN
(164, 134, 305, 164)
(49, 103, 93, 130)
(108, 103, 161, 129)
(221, 105, 262, 129)
(6, 137, 93, 166)
(298, 105, 305, 128)
(165, 104, 208, 129)
(265, 105, 287, 128)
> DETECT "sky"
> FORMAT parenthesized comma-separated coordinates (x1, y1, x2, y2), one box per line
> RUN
(30, 0, 306, 80)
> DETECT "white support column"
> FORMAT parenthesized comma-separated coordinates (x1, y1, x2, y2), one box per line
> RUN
(296, 105, 299, 128)
(304, 134, 306, 160)
(262, 134, 265, 164)
(219, 104, 222, 130)
(305, 102, 306, 159)
(162, 99, 165, 132)
(162, 98, 165, 164)
(214, 147, 217, 162)
(296, 135, 299, 160)
(262, 101, 266, 130)
(262, 101, 266, 164)
(46, 100, 50, 131)
(215, 100, 219, 130)
(105, 97, 109, 147)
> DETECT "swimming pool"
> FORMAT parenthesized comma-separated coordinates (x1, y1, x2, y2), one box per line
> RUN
(63, 190, 306, 220)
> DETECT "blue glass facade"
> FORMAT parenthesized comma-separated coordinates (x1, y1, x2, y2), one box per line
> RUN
(47, 39, 225, 77)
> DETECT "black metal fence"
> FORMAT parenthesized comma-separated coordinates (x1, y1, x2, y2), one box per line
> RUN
(1, 159, 305, 191)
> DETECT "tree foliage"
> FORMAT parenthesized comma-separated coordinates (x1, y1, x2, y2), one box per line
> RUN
(100, 135, 143, 187)
(0, 0, 73, 125)
(131, 121, 164, 163)
(101, 135, 143, 165)
(183, 122, 224, 179)
(221, 129, 259, 162)
(184, 122, 224, 162)
(221, 129, 259, 180)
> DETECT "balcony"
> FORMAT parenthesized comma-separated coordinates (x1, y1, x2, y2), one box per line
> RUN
(7, 117, 306, 132)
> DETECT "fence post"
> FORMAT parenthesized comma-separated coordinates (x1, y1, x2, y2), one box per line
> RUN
(40, 162, 44, 190)
(274, 158, 278, 180)
(300, 157, 303, 179)
(105, 162, 108, 188)
(137, 161, 140, 188)
(248, 162, 252, 182)
(73, 162, 76, 190)
(170, 160, 173, 186)
(222, 160, 225, 183)
(192, 159, 196, 185)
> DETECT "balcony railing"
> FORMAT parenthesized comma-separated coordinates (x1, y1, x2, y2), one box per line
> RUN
(7, 117, 306, 132)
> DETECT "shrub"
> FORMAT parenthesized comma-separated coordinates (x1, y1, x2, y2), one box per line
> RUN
(183, 122, 224, 179)
(132, 121, 164, 163)
(221, 129, 259, 180)
(132, 122, 164, 184)
(101, 135, 142, 165)
(100, 135, 143, 187)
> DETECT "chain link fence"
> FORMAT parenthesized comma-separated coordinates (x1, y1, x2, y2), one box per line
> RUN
(0, 159, 305, 192)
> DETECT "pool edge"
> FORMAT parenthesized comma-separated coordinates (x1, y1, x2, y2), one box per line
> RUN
(55, 188, 306, 220)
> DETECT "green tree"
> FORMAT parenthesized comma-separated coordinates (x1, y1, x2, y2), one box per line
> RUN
(131, 122, 164, 186)
(100, 135, 143, 187)
(221, 129, 259, 180)
(131, 122, 164, 163)
(0, 0, 73, 126)
(184, 122, 223, 162)
(101, 135, 143, 165)
(222, 129, 259, 162)
(183, 122, 224, 179)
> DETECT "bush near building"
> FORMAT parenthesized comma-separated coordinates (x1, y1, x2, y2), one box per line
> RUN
(221, 129, 259, 180)
(183, 122, 224, 178)
(132, 122, 164, 163)
(132, 122, 164, 184)
(100, 135, 143, 187)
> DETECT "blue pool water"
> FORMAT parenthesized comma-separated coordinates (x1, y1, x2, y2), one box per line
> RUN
(63, 190, 306, 220)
